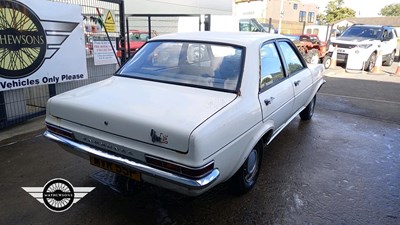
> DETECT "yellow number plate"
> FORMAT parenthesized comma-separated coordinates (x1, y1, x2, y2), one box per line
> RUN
(90, 156, 141, 181)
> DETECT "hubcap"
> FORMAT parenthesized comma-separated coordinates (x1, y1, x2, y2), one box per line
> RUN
(245, 148, 258, 182)
(324, 58, 331, 68)
(369, 55, 376, 71)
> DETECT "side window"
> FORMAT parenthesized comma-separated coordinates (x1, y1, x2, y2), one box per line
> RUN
(260, 43, 285, 90)
(278, 41, 304, 75)
(388, 30, 394, 39)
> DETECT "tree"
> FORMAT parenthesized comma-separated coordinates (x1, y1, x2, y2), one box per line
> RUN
(380, 4, 400, 16)
(319, 0, 356, 24)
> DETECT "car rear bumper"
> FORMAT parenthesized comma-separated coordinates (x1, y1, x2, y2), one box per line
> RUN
(44, 131, 220, 196)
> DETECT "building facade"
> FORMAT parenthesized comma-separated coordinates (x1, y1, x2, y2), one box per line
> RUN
(233, 0, 319, 23)
(233, 0, 319, 34)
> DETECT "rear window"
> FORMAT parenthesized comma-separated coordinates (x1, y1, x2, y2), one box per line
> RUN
(118, 41, 244, 92)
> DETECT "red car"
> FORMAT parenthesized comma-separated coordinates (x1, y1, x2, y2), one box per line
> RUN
(127, 30, 149, 53)
(118, 30, 158, 58)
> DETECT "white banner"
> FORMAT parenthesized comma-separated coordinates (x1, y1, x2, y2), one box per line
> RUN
(93, 37, 118, 66)
(0, 0, 88, 91)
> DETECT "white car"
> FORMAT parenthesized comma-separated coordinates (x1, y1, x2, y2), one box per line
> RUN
(44, 32, 325, 196)
(328, 25, 398, 71)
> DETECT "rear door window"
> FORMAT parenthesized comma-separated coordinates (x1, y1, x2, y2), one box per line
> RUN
(277, 41, 305, 75)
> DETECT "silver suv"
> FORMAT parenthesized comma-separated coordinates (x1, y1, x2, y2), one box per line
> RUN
(328, 25, 398, 71)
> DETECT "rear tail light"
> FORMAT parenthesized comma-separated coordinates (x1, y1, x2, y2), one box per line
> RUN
(46, 123, 75, 139)
(145, 155, 214, 179)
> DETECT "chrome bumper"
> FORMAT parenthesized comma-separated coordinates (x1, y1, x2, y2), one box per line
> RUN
(44, 131, 219, 190)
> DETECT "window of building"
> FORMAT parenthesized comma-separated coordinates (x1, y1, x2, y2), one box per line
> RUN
(293, 3, 298, 10)
(299, 11, 306, 22)
(308, 12, 315, 23)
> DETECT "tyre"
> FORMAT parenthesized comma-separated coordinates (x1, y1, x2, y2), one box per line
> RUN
(383, 50, 395, 66)
(364, 52, 377, 72)
(310, 49, 319, 64)
(300, 95, 316, 120)
(323, 56, 332, 69)
(229, 143, 263, 195)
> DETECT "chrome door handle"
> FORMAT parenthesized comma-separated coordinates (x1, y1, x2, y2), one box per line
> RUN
(294, 80, 301, 86)
(264, 97, 275, 106)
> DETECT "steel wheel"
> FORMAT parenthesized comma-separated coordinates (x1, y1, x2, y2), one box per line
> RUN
(365, 52, 377, 72)
(300, 95, 316, 120)
(323, 56, 332, 69)
(229, 143, 263, 195)
(383, 51, 395, 66)
(244, 148, 259, 183)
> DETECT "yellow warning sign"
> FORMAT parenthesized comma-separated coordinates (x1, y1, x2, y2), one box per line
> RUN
(104, 10, 116, 32)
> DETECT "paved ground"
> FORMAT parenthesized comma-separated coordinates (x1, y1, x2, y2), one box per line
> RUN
(0, 66, 399, 224)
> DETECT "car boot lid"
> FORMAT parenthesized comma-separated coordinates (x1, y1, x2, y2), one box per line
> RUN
(47, 76, 236, 153)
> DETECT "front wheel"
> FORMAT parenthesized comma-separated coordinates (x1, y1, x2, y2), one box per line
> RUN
(229, 143, 263, 195)
(364, 52, 377, 72)
(300, 95, 316, 120)
(323, 56, 332, 69)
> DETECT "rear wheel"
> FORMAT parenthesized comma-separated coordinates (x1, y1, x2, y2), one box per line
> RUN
(300, 95, 316, 120)
(383, 51, 395, 66)
(229, 143, 263, 195)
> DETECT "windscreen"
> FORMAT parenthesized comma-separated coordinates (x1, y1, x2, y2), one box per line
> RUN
(118, 41, 244, 91)
(341, 26, 383, 39)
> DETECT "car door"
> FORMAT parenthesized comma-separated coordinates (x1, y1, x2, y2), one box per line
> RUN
(276, 40, 313, 114)
(258, 41, 294, 130)
(381, 28, 396, 56)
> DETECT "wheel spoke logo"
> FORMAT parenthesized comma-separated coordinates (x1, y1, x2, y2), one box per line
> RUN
(22, 178, 95, 212)
(0, 0, 46, 78)
(0, 0, 78, 79)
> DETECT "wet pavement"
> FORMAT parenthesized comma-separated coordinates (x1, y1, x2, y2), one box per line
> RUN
(0, 72, 399, 224)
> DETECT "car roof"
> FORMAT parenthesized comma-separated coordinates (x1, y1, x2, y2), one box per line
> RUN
(129, 30, 148, 34)
(149, 32, 285, 47)
(286, 34, 317, 37)
(351, 24, 391, 28)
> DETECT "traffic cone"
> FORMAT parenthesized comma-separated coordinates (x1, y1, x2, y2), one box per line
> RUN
(394, 51, 400, 76)
(331, 45, 337, 68)
(370, 49, 386, 75)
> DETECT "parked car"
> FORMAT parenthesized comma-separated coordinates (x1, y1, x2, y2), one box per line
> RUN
(239, 18, 275, 34)
(328, 24, 398, 71)
(127, 30, 150, 53)
(117, 30, 158, 58)
(44, 32, 325, 196)
(261, 23, 278, 34)
(286, 34, 331, 68)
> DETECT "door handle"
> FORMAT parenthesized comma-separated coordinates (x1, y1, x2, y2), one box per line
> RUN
(294, 80, 301, 86)
(264, 97, 275, 106)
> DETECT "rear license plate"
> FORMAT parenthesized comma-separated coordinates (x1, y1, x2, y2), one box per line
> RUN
(90, 156, 141, 181)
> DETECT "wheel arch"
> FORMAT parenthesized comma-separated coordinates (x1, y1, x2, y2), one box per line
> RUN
(232, 123, 274, 177)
